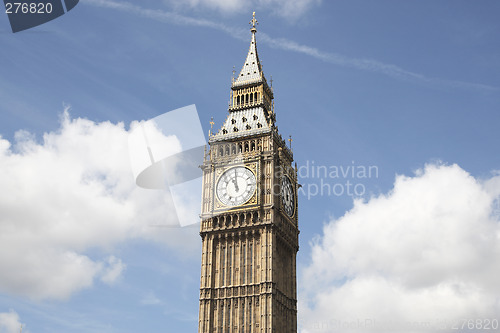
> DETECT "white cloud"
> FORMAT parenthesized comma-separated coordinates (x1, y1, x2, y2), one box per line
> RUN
(100, 256, 126, 284)
(257, 0, 322, 19)
(140, 291, 162, 306)
(300, 164, 500, 332)
(84, 0, 499, 93)
(164, 0, 321, 19)
(0, 109, 200, 300)
(167, 0, 244, 14)
(0, 311, 24, 333)
(256, 33, 500, 92)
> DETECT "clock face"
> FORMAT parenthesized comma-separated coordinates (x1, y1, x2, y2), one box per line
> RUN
(281, 175, 295, 217)
(216, 166, 257, 206)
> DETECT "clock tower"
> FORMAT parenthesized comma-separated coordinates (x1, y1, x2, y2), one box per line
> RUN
(198, 13, 299, 333)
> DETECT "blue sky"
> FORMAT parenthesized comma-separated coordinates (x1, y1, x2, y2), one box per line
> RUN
(1, 1, 500, 332)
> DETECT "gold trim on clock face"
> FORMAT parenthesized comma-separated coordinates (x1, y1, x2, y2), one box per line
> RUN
(281, 175, 295, 217)
(216, 166, 257, 207)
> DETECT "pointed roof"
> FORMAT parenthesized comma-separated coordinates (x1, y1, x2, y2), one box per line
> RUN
(211, 106, 271, 141)
(233, 12, 263, 87)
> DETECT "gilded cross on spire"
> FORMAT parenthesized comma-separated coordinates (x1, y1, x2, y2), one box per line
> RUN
(250, 12, 258, 32)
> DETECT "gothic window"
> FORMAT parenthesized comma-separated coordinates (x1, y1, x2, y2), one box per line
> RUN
(237, 96, 240, 105)
(244, 143, 249, 152)
(242, 300, 246, 329)
(238, 143, 242, 153)
(245, 94, 249, 104)
(225, 145, 229, 155)
(219, 148, 223, 156)
(249, 302, 252, 328)
(221, 246, 226, 286)
(231, 144, 236, 154)
(251, 142, 255, 151)
(254, 92, 257, 102)
(249, 242, 253, 283)
(228, 246, 233, 285)
(250, 93, 253, 103)
(242, 243, 246, 284)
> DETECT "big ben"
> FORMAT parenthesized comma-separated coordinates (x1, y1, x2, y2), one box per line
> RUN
(198, 13, 299, 333)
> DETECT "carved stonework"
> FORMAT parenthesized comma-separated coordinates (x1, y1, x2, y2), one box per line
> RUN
(198, 13, 299, 333)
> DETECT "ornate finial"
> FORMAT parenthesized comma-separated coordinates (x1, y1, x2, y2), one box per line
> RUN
(209, 117, 214, 136)
(288, 135, 293, 150)
(270, 75, 273, 88)
(250, 12, 258, 32)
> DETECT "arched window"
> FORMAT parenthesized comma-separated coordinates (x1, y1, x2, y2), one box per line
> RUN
(238, 143, 243, 153)
(219, 148, 223, 156)
(254, 92, 257, 102)
(251, 142, 255, 151)
(250, 93, 253, 103)
(237, 95, 240, 105)
(225, 145, 229, 155)
(245, 94, 249, 104)
(252, 212, 258, 223)
(231, 144, 236, 154)
(244, 143, 249, 152)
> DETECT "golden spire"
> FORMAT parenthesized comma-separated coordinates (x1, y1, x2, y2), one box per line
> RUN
(250, 11, 258, 33)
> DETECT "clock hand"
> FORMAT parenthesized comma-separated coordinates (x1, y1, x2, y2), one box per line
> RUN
(233, 169, 239, 192)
